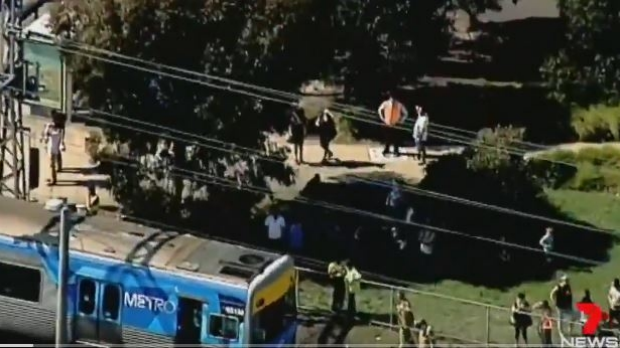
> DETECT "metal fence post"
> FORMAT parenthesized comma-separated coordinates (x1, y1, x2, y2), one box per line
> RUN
(389, 287, 394, 327)
(295, 269, 300, 309)
(485, 306, 491, 347)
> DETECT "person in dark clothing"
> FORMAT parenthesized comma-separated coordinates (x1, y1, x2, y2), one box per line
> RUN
(327, 260, 346, 313)
(315, 108, 337, 163)
(511, 293, 532, 345)
(550, 275, 576, 335)
(289, 106, 307, 164)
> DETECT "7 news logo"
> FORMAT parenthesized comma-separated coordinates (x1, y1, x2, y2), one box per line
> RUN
(561, 303, 618, 348)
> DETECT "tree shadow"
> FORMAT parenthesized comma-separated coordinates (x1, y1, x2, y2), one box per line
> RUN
(286, 169, 616, 288)
(350, 84, 573, 146)
(430, 17, 564, 83)
(306, 160, 385, 169)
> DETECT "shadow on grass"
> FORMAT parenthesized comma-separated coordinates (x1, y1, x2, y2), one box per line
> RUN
(284, 170, 617, 288)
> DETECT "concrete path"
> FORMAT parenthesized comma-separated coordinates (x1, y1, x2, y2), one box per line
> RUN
(21, 114, 116, 207)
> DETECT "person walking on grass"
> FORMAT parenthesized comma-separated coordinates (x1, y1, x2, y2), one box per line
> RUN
(315, 108, 337, 163)
(378, 91, 408, 157)
(539, 227, 554, 264)
(289, 105, 307, 164)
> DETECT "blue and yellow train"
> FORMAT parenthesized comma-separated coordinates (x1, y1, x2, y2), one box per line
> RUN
(0, 196, 297, 346)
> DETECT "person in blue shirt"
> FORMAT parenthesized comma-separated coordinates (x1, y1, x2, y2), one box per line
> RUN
(386, 179, 404, 218)
(288, 216, 304, 251)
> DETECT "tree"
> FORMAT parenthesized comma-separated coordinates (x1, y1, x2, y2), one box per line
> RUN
(51, 0, 519, 235)
(417, 126, 612, 286)
(53, 0, 315, 228)
(542, 0, 620, 106)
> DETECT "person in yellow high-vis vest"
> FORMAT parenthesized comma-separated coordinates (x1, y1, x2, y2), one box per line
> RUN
(344, 259, 361, 320)
(327, 260, 346, 312)
(378, 92, 408, 157)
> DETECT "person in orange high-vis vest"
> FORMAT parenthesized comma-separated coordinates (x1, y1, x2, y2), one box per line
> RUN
(378, 92, 408, 157)
(534, 300, 554, 347)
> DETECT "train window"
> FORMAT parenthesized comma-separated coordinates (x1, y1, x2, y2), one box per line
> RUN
(0, 262, 41, 302)
(78, 279, 96, 315)
(102, 284, 121, 321)
(208, 314, 238, 340)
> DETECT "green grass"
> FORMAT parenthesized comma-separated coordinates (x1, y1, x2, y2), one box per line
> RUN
(297, 189, 620, 344)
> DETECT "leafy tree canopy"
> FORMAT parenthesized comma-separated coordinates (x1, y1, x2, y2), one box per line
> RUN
(542, 0, 620, 106)
(52, 0, 517, 229)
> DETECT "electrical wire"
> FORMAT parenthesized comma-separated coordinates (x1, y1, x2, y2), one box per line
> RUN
(59, 37, 551, 150)
(93, 150, 605, 267)
(55, 40, 558, 156)
(44, 138, 607, 334)
(57, 43, 620, 174)
(55, 45, 581, 171)
(81, 109, 617, 236)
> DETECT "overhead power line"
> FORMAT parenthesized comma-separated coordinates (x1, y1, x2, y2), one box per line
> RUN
(82, 109, 616, 237)
(96, 153, 605, 267)
(57, 45, 600, 171)
(54, 40, 560, 153)
(56, 120, 605, 268)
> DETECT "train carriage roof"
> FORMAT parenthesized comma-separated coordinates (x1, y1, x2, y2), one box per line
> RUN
(0, 196, 282, 286)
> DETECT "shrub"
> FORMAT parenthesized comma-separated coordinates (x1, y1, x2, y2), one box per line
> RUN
(530, 146, 620, 193)
(571, 104, 620, 142)
(417, 134, 614, 286)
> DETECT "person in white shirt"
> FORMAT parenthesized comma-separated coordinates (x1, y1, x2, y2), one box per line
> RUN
(413, 106, 429, 164)
(42, 112, 66, 185)
(378, 91, 408, 157)
(264, 208, 286, 245)
(609, 278, 620, 327)
(539, 227, 554, 263)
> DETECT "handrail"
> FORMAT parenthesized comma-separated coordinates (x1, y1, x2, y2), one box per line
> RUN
(296, 266, 617, 342)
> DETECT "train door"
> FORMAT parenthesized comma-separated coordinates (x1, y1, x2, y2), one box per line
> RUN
(74, 277, 123, 344)
(175, 297, 203, 344)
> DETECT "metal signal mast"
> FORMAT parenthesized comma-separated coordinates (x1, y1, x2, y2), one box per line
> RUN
(0, 0, 25, 199)
(0, 0, 54, 199)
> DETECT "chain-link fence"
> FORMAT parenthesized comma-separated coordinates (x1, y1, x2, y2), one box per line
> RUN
(296, 267, 603, 346)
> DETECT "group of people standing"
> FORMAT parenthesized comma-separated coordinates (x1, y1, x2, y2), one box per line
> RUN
(289, 105, 337, 164)
(327, 259, 362, 320)
(377, 92, 430, 164)
(509, 275, 620, 347)
(326, 259, 436, 348)
(288, 91, 430, 165)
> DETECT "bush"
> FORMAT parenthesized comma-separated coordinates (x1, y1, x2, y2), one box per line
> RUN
(413, 127, 614, 286)
(571, 104, 620, 142)
(531, 146, 620, 193)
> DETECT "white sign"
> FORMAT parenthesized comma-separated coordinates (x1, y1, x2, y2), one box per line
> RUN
(223, 305, 244, 317)
(124, 292, 176, 314)
(562, 336, 620, 348)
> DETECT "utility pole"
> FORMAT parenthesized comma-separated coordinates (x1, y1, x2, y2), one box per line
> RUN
(0, 0, 26, 200)
(55, 205, 70, 347)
